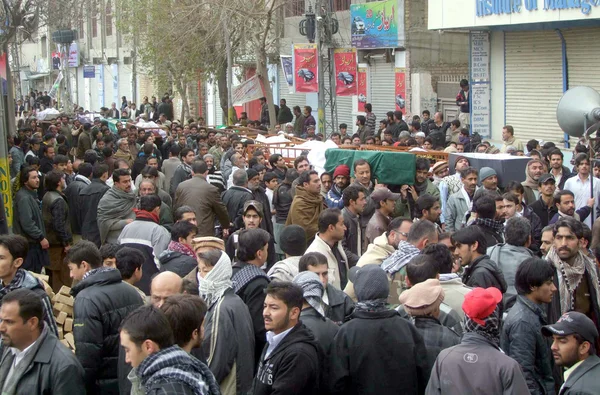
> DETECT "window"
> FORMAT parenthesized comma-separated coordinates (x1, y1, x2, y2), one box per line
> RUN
(285, 0, 305, 17)
(332, 0, 350, 11)
(41, 36, 47, 58)
(105, 1, 112, 36)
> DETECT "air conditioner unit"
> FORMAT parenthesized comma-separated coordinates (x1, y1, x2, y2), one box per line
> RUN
(107, 57, 118, 64)
(123, 57, 132, 65)
(92, 57, 103, 65)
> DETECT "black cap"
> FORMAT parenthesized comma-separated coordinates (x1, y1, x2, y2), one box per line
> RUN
(542, 311, 599, 345)
(538, 173, 556, 186)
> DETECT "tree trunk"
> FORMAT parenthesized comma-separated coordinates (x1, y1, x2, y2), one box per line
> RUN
(217, 65, 229, 125)
(255, 45, 276, 129)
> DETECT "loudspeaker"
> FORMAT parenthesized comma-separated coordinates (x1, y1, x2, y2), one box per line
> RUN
(556, 86, 600, 138)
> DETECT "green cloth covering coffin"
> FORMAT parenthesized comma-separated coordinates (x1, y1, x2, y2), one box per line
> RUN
(324, 149, 416, 185)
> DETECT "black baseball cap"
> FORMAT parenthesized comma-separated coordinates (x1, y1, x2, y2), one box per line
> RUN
(538, 174, 556, 186)
(542, 311, 599, 345)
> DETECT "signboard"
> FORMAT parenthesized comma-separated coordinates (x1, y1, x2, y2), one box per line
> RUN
(357, 66, 368, 112)
(232, 75, 265, 105)
(280, 55, 293, 93)
(83, 65, 95, 78)
(350, 0, 405, 49)
(98, 64, 105, 107)
(51, 52, 61, 70)
(333, 48, 357, 97)
(68, 42, 79, 68)
(394, 67, 406, 113)
(293, 44, 318, 93)
(470, 31, 491, 137)
(476, 0, 599, 17)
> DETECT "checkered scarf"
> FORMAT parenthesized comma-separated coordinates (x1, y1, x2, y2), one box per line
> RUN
(293, 271, 325, 317)
(464, 308, 501, 347)
(380, 241, 420, 275)
(138, 345, 219, 395)
(232, 264, 269, 293)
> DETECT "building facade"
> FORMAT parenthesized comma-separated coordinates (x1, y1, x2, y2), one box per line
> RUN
(429, 0, 600, 146)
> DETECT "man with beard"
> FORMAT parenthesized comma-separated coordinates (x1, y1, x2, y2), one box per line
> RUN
(203, 154, 225, 193)
(564, 153, 600, 228)
(247, 169, 274, 237)
(546, 217, 600, 345)
(97, 168, 137, 245)
(530, 174, 558, 227)
(415, 194, 442, 233)
(521, 159, 546, 206)
(548, 148, 573, 190)
(474, 167, 500, 201)
(549, 190, 593, 225)
(327, 165, 351, 209)
(445, 167, 478, 232)
(138, 180, 173, 230)
(286, 170, 323, 243)
(542, 312, 600, 393)
(342, 185, 367, 264)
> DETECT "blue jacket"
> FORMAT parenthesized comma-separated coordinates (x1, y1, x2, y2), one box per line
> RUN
(326, 184, 344, 209)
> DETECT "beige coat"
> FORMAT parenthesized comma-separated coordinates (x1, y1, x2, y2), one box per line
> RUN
(305, 234, 348, 290)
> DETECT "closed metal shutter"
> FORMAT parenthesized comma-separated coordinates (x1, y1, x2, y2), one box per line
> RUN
(278, 66, 306, 116)
(369, 59, 395, 124)
(565, 26, 600, 94)
(336, 94, 353, 131)
(505, 30, 564, 145)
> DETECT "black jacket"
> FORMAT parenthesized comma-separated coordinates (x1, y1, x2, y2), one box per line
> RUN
(555, 165, 574, 190)
(325, 284, 355, 325)
(559, 354, 600, 395)
(342, 207, 361, 266)
(222, 186, 253, 230)
(501, 295, 554, 395)
(232, 261, 270, 365)
(277, 104, 294, 124)
(523, 204, 543, 254)
(64, 176, 89, 234)
(80, 179, 110, 247)
(273, 182, 293, 224)
(13, 187, 45, 244)
(253, 323, 321, 395)
(159, 250, 197, 277)
(329, 309, 429, 395)
(412, 316, 460, 379)
(71, 268, 144, 394)
(300, 307, 339, 354)
(462, 254, 508, 293)
(0, 327, 86, 394)
(530, 196, 558, 228)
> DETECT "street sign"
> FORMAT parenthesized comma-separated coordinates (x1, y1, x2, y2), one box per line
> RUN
(83, 65, 95, 79)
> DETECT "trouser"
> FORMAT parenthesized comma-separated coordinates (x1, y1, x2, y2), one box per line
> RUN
(47, 246, 71, 292)
(23, 243, 49, 273)
(458, 111, 470, 128)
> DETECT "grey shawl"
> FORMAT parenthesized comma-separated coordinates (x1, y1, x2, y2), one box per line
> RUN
(97, 186, 136, 244)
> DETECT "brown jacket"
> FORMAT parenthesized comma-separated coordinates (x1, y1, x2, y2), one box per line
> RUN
(114, 148, 133, 168)
(285, 186, 323, 242)
(174, 175, 230, 237)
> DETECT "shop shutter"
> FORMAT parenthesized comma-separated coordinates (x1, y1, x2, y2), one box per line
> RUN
(564, 27, 600, 96)
(336, 94, 353, 133)
(368, 59, 395, 125)
(278, 66, 306, 117)
(505, 30, 564, 146)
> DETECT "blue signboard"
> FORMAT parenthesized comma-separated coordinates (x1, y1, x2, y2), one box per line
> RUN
(83, 65, 95, 78)
(350, 0, 404, 49)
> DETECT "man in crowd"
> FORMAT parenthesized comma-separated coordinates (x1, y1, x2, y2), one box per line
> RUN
(268, 225, 307, 282)
(150, 271, 183, 308)
(445, 167, 478, 232)
(120, 305, 219, 394)
(174, 161, 230, 238)
(540, 225, 554, 256)
(0, 289, 85, 393)
(470, 193, 505, 248)
(14, 166, 49, 272)
(161, 145, 181, 189)
(522, 159, 546, 206)
(169, 147, 195, 197)
(138, 179, 173, 229)
(286, 170, 323, 242)
(549, 190, 593, 225)
(546, 217, 600, 337)
(548, 148, 573, 190)
(0, 235, 59, 336)
(114, 138, 134, 168)
(80, 164, 110, 247)
(564, 153, 600, 228)
(67, 240, 144, 394)
(222, 169, 253, 231)
(305, 209, 350, 290)
(341, 185, 367, 264)
(329, 264, 428, 394)
(158, 221, 198, 277)
(231, 228, 271, 365)
(475, 167, 499, 197)
(352, 159, 379, 234)
(542, 311, 600, 394)
(42, 170, 72, 291)
(530, 173, 558, 227)
(415, 194, 442, 232)
(97, 168, 136, 245)
(451, 226, 507, 292)
(115, 247, 146, 301)
(326, 164, 350, 209)
(501, 257, 556, 395)
(64, 162, 92, 242)
(500, 125, 524, 152)
(366, 188, 400, 244)
(253, 282, 320, 395)
(426, 287, 529, 393)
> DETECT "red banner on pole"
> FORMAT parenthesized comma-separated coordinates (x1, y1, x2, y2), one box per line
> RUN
(395, 67, 406, 113)
(333, 48, 357, 97)
(293, 44, 318, 93)
(357, 67, 368, 112)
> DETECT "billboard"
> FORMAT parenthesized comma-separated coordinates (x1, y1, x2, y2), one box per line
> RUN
(350, 0, 404, 49)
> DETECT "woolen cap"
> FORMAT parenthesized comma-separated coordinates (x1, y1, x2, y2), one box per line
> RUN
(542, 311, 599, 345)
(462, 287, 502, 326)
(191, 236, 225, 252)
(352, 264, 389, 302)
(246, 169, 259, 180)
(431, 161, 448, 175)
(399, 278, 445, 316)
(279, 225, 306, 256)
(479, 167, 497, 182)
(333, 165, 350, 179)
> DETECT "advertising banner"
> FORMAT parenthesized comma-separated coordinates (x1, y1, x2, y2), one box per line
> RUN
(280, 55, 294, 93)
(333, 48, 357, 97)
(83, 65, 95, 78)
(293, 44, 318, 93)
(357, 66, 368, 112)
(232, 75, 265, 105)
(68, 43, 79, 68)
(350, 0, 404, 49)
(51, 52, 61, 70)
(394, 67, 406, 113)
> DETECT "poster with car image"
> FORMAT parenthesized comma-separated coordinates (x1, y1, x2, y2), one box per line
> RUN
(395, 67, 406, 113)
(293, 44, 318, 93)
(334, 48, 357, 97)
(357, 67, 368, 112)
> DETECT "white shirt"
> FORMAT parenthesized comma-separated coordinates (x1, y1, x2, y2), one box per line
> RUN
(4, 339, 39, 385)
(563, 174, 600, 228)
(265, 326, 294, 358)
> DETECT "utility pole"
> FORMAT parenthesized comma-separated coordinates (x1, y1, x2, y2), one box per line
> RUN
(315, 0, 326, 135)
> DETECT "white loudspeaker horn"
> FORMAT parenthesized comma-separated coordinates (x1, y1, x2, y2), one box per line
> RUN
(556, 86, 600, 138)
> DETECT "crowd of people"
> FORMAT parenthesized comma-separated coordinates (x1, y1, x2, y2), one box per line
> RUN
(2, 93, 600, 394)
